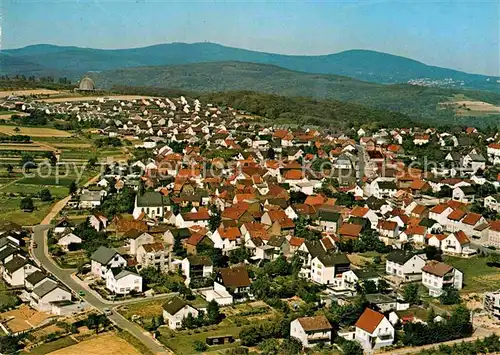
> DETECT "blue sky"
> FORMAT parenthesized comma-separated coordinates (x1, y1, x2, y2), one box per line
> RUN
(2, 0, 499, 75)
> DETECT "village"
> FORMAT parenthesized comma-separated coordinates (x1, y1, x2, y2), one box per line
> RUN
(0, 83, 500, 355)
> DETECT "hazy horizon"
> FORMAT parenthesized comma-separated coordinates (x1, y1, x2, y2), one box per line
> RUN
(3, 0, 499, 76)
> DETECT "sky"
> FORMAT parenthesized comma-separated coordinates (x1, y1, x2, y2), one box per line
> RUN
(2, 0, 499, 76)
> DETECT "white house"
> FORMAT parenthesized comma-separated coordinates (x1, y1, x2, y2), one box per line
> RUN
(55, 231, 82, 251)
(485, 195, 500, 213)
(89, 213, 108, 231)
(385, 251, 426, 282)
(290, 315, 332, 348)
(371, 180, 397, 199)
(421, 261, 463, 297)
(452, 186, 476, 203)
(90, 246, 127, 279)
(105, 269, 142, 295)
(30, 279, 71, 312)
(127, 230, 154, 255)
(310, 254, 350, 287)
(3, 256, 39, 287)
(136, 242, 170, 271)
(441, 231, 471, 255)
(181, 255, 213, 285)
(162, 296, 199, 330)
(354, 308, 394, 350)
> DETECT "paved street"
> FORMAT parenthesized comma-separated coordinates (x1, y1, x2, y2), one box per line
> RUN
(31, 226, 170, 354)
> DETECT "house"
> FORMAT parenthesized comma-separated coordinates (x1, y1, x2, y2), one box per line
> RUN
(162, 296, 199, 330)
(55, 231, 81, 251)
(452, 186, 476, 203)
(185, 232, 214, 255)
(484, 194, 500, 213)
(136, 242, 170, 271)
(484, 291, 500, 319)
(338, 223, 362, 240)
(372, 180, 397, 199)
(215, 264, 251, 300)
(489, 221, 500, 248)
(310, 253, 350, 286)
(441, 231, 471, 255)
(318, 209, 342, 233)
(341, 269, 381, 292)
(181, 255, 213, 285)
(3, 256, 39, 286)
(54, 218, 73, 234)
(24, 271, 49, 291)
(385, 251, 426, 282)
(486, 143, 500, 164)
(105, 268, 142, 295)
(127, 230, 154, 255)
(421, 261, 463, 297)
(133, 191, 170, 219)
(290, 315, 332, 348)
(89, 213, 108, 231)
(79, 191, 102, 209)
(30, 279, 71, 312)
(90, 246, 127, 279)
(211, 226, 242, 253)
(354, 308, 394, 350)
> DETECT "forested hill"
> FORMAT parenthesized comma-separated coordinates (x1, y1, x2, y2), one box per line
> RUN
(2, 42, 498, 92)
(90, 61, 500, 125)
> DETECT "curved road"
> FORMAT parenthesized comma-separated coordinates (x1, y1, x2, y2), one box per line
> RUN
(31, 226, 170, 354)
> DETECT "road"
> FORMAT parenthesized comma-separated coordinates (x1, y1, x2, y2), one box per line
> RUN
(31, 225, 169, 354)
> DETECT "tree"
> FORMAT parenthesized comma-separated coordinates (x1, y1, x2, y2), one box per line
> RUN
(427, 307, 436, 323)
(207, 300, 221, 324)
(20, 197, 34, 211)
(267, 147, 276, 160)
(439, 287, 461, 305)
(424, 245, 443, 261)
(341, 340, 363, 355)
(20, 153, 36, 172)
(6, 164, 13, 175)
(259, 338, 279, 355)
(403, 283, 420, 304)
(193, 340, 207, 352)
(88, 156, 98, 166)
(362, 280, 378, 294)
(208, 205, 221, 232)
(69, 181, 78, 195)
(86, 313, 103, 334)
(377, 279, 390, 294)
(279, 337, 302, 354)
(39, 188, 52, 202)
(13, 127, 20, 133)
(45, 151, 57, 166)
(182, 313, 197, 329)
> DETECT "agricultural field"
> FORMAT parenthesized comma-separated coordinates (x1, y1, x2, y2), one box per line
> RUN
(48, 332, 142, 355)
(0, 89, 62, 98)
(444, 255, 500, 293)
(0, 125, 71, 137)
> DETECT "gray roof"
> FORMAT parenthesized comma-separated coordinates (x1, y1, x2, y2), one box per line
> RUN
(80, 191, 102, 202)
(186, 255, 213, 266)
(136, 191, 169, 207)
(317, 253, 350, 267)
(33, 279, 61, 298)
(25, 270, 47, 286)
(0, 244, 18, 262)
(377, 181, 397, 190)
(267, 235, 286, 247)
(115, 270, 139, 280)
(162, 296, 189, 315)
(90, 246, 120, 264)
(365, 293, 395, 304)
(4, 255, 28, 273)
(318, 209, 341, 222)
(386, 251, 421, 265)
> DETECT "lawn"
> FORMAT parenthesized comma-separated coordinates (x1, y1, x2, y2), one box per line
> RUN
(21, 336, 77, 355)
(18, 177, 76, 187)
(444, 255, 500, 293)
(0, 196, 54, 225)
(0, 125, 71, 137)
(0, 279, 19, 312)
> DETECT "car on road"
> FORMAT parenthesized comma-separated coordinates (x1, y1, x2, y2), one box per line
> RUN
(33, 242, 37, 248)
(78, 291, 85, 297)
(103, 308, 112, 315)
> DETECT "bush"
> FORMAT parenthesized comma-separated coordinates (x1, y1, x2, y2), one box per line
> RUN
(193, 340, 207, 352)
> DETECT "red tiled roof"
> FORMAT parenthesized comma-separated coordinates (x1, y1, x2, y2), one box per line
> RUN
(355, 308, 385, 334)
(462, 213, 482, 226)
(338, 223, 362, 238)
(422, 261, 453, 277)
(452, 231, 471, 245)
(350, 206, 369, 217)
(297, 315, 332, 331)
(430, 204, 448, 214)
(447, 209, 466, 221)
(288, 236, 305, 247)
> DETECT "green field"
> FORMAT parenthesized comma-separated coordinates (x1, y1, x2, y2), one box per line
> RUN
(444, 255, 500, 293)
(0, 196, 55, 225)
(18, 177, 75, 186)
